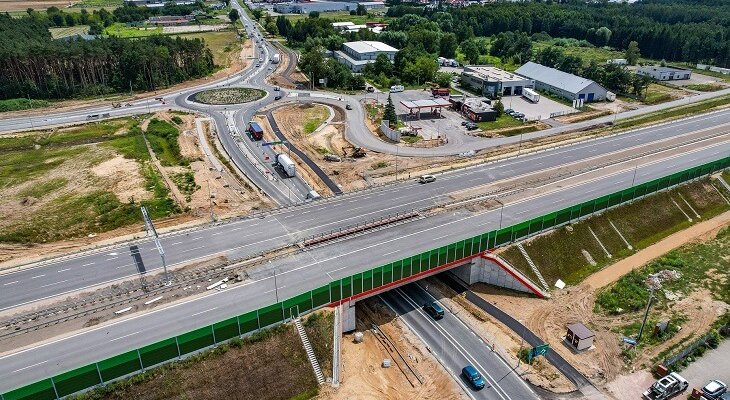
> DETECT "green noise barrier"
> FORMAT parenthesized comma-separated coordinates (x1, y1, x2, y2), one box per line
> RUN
(3, 156, 729, 400)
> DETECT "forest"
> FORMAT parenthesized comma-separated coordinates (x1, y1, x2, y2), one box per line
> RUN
(387, 0, 730, 67)
(0, 14, 216, 100)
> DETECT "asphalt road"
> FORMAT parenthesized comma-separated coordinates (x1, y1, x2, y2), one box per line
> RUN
(380, 283, 538, 400)
(1, 114, 728, 312)
(0, 143, 726, 393)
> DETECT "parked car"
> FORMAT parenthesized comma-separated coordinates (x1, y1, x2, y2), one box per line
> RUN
(505, 108, 515, 115)
(461, 365, 485, 390)
(465, 122, 478, 130)
(461, 121, 468, 126)
(643, 372, 688, 400)
(423, 302, 445, 320)
(514, 112, 525, 118)
(345, 104, 353, 110)
(702, 380, 728, 399)
(366, 86, 375, 93)
(418, 175, 436, 184)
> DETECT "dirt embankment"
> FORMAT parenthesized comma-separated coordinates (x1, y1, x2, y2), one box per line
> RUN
(476, 211, 730, 395)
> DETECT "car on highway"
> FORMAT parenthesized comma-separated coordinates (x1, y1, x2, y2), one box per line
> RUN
(423, 301, 444, 320)
(702, 380, 728, 399)
(345, 104, 352, 110)
(418, 175, 436, 184)
(461, 365, 485, 390)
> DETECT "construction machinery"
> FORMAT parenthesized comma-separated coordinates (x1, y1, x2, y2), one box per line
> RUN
(342, 146, 366, 158)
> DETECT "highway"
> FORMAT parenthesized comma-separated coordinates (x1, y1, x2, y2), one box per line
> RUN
(0, 141, 726, 393)
(1, 113, 728, 312)
(380, 283, 538, 400)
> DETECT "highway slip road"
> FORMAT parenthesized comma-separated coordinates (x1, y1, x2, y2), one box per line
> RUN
(1, 111, 728, 312)
(381, 283, 538, 400)
(0, 141, 726, 393)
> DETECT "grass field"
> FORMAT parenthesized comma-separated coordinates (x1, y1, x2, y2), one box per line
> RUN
(0, 98, 51, 113)
(616, 95, 730, 129)
(595, 226, 730, 351)
(71, 311, 333, 400)
(105, 23, 162, 38)
(70, 0, 123, 7)
(300, 105, 329, 134)
(642, 84, 680, 105)
(48, 25, 90, 39)
(500, 178, 730, 287)
(684, 83, 726, 92)
(0, 117, 179, 244)
(174, 30, 241, 68)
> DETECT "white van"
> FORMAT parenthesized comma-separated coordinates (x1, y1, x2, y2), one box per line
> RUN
(390, 85, 404, 93)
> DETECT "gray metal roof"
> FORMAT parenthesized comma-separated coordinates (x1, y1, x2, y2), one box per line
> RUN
(343, 41, 398, 55)
(567, 323, 595, 339)
(515, 62, 600, 94)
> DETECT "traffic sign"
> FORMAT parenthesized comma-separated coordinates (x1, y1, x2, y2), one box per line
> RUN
(528, 344, 550, 363)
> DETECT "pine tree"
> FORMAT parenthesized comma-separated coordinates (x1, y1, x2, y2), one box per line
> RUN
(384, 94, 398, 128)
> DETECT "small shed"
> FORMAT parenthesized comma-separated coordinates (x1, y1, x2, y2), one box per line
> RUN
(566, 323, 595, 351)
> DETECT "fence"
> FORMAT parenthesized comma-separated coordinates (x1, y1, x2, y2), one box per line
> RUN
(3, 155, 729, 400)
(380, 120, 401, 142)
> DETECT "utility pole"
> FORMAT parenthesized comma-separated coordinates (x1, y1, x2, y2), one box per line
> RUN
(141, 206, 170, 285)
(207, 179, 215, 222)
(636, 285, 655, 343)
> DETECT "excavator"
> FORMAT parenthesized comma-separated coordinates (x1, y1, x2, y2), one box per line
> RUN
(342, 146, 366, 158)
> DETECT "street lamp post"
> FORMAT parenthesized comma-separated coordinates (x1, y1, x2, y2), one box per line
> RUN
(517, 132, 524, 156)
(631, 163, 639, 187)
(516, 320, 527, 368)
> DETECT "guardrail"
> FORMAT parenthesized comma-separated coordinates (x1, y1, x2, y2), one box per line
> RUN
(3, 155, 729, 400)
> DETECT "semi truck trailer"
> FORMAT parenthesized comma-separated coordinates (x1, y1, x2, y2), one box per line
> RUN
(276, 153, 296, 177)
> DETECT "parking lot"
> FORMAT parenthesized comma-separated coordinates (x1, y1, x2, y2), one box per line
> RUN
(502, 94, 576, 121)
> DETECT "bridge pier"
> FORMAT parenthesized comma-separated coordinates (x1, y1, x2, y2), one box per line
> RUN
(340, 301, 357, 333)
(451, 253, 548, 297)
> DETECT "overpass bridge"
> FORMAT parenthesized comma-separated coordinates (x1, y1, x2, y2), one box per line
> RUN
(1, 147, 727, 400)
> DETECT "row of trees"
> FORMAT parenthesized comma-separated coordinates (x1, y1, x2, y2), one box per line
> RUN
(387, 1, 730, 67)
(0, 14, 216, 100)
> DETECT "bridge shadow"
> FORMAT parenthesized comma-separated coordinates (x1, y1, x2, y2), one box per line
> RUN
(129, 244, 149, 289)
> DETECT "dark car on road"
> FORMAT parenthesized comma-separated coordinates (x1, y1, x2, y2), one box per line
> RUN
(346, 104, 353, 110)
(462, 365, 485, 390)
(274, 95, 282, 100)
(423, 301, 444, 320)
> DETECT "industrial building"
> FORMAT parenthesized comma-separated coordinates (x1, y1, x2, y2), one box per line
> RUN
(515, 62, 610, 102)
(125, 0, 196, 6)
(273, 1, 381, 14)
(460, 66, 534, 99)
(335, 41, 398, 72)
(636, 65, 692, 81)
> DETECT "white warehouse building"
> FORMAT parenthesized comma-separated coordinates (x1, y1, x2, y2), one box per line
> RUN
(335, 41, 398, 72)
(515, 62, 610, 102)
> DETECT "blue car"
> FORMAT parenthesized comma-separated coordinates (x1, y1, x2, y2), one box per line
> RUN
(462, 365, 485, 390)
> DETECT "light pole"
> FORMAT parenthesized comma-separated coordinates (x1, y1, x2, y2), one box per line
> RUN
(516, 320, 526, 368)
(631, 163, 639, 187)
(495, 198, 505, 229)
(272, 263, 279, 303)
(637, 284, 655, 344)
(517, 131, 524, 156)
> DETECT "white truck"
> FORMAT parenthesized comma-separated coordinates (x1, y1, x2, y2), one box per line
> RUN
(271, 53, 280, 64)
(276, 153, 296, 178)
(390, 85, 404, 93)
(643, 373, 688, 400)
(522, 88, 540, 103)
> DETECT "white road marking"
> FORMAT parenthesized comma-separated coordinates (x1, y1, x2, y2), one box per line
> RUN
(57, 268, 71, 273)
(40, 280, 69, 288)
(30, 274, 45, 279)
(12, 360, 47, 373)
(105, 257, 118, 261)
(3, 281, 19, 286)
(170, 241, 183, 245)
(191, 307, 217, 317)
(180, 246, 206, 254)
(81, 262, 95, 267)
(109, 331, 140, 342)
(382, 250, 400, 256)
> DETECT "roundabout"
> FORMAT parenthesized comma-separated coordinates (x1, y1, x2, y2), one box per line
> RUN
(190, 87, 266, 105)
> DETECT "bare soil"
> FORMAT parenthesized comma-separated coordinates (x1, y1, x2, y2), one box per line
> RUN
(476, 212, 730, 394)
(0, 112, 267, 270)
(325, 299, 466, 400)
(0, 0, 71, 11)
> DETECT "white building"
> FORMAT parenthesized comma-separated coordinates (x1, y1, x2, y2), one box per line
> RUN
(636, 65, 692, 81)
(515, 62, 610, 102)
(461, 65, 534, 98)
(335, 41, 398, 72)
